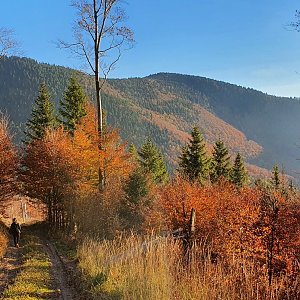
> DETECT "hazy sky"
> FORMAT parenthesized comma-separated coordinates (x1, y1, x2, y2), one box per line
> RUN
(1, 1, 300, 97)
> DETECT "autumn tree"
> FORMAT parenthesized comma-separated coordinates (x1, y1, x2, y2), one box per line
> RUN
(59, 77, 87, 135)
(230, 153, 249, 187)
(178, 127, 210, 184)
(0, 116, 18, 205)
(22, 128, 77, 230)
(138, 139, 169, 185)
(25, 84, 56, 142)
(59, 0, 134, 189)
(210, 140, 231, 183)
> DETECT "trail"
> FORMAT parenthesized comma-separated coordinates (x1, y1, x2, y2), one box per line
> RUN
(0, 245, 21, 296)
(42, 240, 77, 300)
(0, 228, 80, 300)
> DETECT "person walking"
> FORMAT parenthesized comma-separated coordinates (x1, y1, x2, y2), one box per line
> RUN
(9, 218, 21, 248)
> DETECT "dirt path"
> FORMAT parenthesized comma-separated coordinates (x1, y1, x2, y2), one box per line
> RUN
(0, 245, 21, 296)
(0, 230, 80, 300)
(42, 240, 77, 300)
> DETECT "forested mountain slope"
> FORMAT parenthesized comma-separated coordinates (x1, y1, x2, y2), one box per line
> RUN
(0, 56, 299, 176)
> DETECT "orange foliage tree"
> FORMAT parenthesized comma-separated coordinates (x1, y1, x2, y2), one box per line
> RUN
(0, 116, 19, 208)
(160, 177, 300, 280)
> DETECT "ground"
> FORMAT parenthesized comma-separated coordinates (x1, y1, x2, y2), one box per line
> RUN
(0, 225, 79, 300)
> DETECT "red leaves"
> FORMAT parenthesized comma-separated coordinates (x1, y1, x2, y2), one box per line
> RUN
(160, 177, 300, 277)
(0, 117, 19, 202)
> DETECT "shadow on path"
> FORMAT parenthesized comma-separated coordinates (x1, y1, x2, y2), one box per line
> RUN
(0, 244, 22, 296)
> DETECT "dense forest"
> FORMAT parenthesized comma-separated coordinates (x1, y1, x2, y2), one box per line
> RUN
(1, 56, 300, 177)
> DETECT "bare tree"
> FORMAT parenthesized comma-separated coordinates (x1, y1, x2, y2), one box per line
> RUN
(0, 27, 19, 58)
(59, 0, 133, 190)
(59, 0, 134, 138)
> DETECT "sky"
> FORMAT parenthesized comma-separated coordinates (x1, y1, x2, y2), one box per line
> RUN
(1, 1, 300, 97)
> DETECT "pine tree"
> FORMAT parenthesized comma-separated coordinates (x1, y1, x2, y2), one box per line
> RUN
(178, 127, 210, 184)
(59, 77, 87, 135)
(230, 153, 249, 187)
(272, 165, 281, 189)
(25, 83, 56, 142)
(119, 169, 150, 230)
(210, 140, 231, 183)
(138, 139, 169, 184)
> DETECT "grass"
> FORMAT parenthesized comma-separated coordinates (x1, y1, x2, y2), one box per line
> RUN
(77, 234, 298, 300)
(2, 234, 59, 300)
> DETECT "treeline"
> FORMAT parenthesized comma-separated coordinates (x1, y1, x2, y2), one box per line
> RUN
(1, 77, 300, 295)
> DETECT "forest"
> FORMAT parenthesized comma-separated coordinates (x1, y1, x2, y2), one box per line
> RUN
(0, 77, 300, 299)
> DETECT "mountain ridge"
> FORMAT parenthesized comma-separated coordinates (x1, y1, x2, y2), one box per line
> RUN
(0, 56, 299, 178)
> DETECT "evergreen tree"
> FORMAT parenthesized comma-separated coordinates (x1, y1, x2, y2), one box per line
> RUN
(178, 127, 210, 184)
(25, 83, 56, 142)
(119, 169, 151, 230)
(59, 77, 87, 135)
(138, 139, 169, 184)
(272, 165, 281, 189)
(210, 140, 231, 183)
(230, 153, 249, 187)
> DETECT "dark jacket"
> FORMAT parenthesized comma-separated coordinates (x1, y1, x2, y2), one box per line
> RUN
(9, 222, 21, 235)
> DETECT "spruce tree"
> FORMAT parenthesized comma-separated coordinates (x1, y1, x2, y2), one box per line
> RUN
(210, 140, 231, 183)
(119, 169, 150, 230)
(59, 77, 87, 135)
(25, 83, 56, 142)
(230, 153, 249, 187)
(272, 165, 281, 189)
(178, 127, 210, 184)
(138, 139, 169, 184)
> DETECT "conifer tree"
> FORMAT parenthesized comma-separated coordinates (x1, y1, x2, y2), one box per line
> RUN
(272, 165, 281, 189)
(178, 127, 210, 184)
(138, 139, 169, 184)
(25, 83, 56, 142)
(230, 153, 249, 187)
(119, 168, 151, 230)
(210, 140, 231, 183)
(59, 77, 87, 135)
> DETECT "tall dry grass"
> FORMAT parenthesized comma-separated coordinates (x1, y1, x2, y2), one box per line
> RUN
(77, 235, 298, 300)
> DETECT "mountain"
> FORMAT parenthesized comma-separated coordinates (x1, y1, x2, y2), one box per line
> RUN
(0, 56, 299, 178)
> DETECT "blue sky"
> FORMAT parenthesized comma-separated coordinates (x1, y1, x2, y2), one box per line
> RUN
(1, 1, 300, 97)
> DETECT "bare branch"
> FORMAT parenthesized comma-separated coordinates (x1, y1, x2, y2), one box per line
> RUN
(0, 27, 20, 58)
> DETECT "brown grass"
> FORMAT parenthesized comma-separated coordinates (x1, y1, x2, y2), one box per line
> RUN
(77, 235, 297, 300)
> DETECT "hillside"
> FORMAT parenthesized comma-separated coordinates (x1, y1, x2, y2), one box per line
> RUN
(0, 56, 299, 177)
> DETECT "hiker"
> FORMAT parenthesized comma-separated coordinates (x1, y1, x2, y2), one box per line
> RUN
(9, 218, 21, 248)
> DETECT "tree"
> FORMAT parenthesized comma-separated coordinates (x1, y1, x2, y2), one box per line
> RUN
(210, 140, 231, 183)
(138, 139, 169, 184)
(25, 84, 56, 142)
(230, 153, 249, 188)
(119, 168, 152, 231)
(59, 77, 87, 135)
(0, 27, 19, 58)
(0, 116, 18, 204)
(271, 165, 281, 189)
(290, 10, 300, 31)
(59, 0, 134, 139)
(178, 127, 210, 184)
